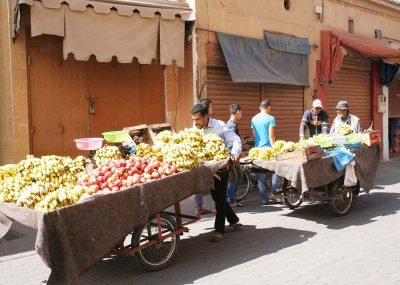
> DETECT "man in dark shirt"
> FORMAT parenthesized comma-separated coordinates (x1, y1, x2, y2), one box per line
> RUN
(299, 99, 329, 139)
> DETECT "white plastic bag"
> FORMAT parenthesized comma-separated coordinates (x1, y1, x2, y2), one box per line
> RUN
(344, 161, 357, 187)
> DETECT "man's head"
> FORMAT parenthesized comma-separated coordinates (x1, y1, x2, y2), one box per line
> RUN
(335, 101, 349, 119)
(259, 99, 271, 113)
(230, 104, 242, 120)
(312, 99, 323, 115)
(191, 103, 209, 129)
(200, 98, 214, 116)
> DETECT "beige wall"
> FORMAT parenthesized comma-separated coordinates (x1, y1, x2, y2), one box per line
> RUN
(0, 0, 14, 164)
(0, 3, 31, 163)
(166, 40, 195, 131)
(195, 0, 400, 110)
(10, 7, 30, 162)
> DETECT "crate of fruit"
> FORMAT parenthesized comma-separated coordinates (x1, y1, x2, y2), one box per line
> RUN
(275, 145, 323, 163)
(122, 124, 154, 145)
(148, 123, 173, 142)
(362, 130, 380, 146)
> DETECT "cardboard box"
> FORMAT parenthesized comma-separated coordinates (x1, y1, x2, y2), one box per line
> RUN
(275, 145, 323, 163)
(362, 130, 380, 146)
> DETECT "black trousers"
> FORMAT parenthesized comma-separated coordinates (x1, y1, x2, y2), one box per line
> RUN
(210, 169, 239, 234)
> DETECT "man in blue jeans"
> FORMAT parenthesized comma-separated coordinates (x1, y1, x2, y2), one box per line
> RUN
(226, 104, 244, 207)
(251, 99, 280, 205)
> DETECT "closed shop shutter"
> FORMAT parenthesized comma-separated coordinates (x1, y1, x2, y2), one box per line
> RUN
(264, 84, 304, 142)
(327, 57, 372, 129)
(206, 42, 261, 139)
(206, 37, 304, 143)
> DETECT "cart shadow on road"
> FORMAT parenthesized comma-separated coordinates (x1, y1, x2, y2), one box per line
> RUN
(282, 191, 400, 230)
(81, 226, 316, 285)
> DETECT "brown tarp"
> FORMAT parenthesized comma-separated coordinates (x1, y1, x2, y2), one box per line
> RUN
(0, 166, 214, 285)
(320, 30, 400, 83)
(249, 145, 380, 193)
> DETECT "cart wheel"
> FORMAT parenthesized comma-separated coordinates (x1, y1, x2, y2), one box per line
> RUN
(329, 178, 353, 216)
(131, 213, 180, 271)
(282, 187, 302, 209)
(236, 168, 250, 201)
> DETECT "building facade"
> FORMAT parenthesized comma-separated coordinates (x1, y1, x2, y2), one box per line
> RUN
(1, 0, 400, 163)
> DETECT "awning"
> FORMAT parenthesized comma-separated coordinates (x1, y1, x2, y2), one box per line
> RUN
(217, 32, 309, 86)
(13, 0, 194, 67)
(320, 30, 400, 83)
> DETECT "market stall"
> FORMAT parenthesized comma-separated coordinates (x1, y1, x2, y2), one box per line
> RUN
(0, 125, 229, 284)
(240, 133, 380, 216)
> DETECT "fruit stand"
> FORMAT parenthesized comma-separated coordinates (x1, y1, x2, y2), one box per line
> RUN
(241, 138, 380, 216)
(0, 126, 230, 284)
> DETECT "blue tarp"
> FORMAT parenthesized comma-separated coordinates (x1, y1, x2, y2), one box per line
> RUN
(324, 147, 355, 172)
(217, 32, 310, 86)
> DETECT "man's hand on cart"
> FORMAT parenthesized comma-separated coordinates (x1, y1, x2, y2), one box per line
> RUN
(230, 154, 239, 164)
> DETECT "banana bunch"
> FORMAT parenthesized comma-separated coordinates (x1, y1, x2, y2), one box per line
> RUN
(135, 143, 163, 160)
(339, 124, 354, 136)
(278, 141, 298, 154)
(248, 147, 275, 160)
(0, 155, 88, 208)
(0, 164, 17, 180)
(272, 140, 286, 154)
(154, 129, 229, 169)
(156, 130, 175, 143)
(94, 146, 122, 166)
(35, 185, 93, 212)
(204, 134, 229, 161)
(162, 144, 199, 170)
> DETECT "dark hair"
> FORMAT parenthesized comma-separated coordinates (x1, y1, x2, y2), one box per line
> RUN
(199, 98, 212, 108)
(230, 104, 241, 115)
(259, 99, 271, 109)
(191, 103, 208, 116)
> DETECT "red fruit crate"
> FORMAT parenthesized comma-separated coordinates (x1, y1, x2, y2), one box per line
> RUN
(362, 130, 381, 146)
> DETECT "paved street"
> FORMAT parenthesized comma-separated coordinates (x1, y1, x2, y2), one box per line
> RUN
(1, 158, 400, 285)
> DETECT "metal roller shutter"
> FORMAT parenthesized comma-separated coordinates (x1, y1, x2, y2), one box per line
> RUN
(206, 42, 261, 139)
(327, 57, 372, 130)
(264, 84, 304, 142)
(205, 33, 304, 143)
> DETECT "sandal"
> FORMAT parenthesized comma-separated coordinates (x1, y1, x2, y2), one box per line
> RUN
(210, 232, 224, 242)
(224, 222, 242, 233)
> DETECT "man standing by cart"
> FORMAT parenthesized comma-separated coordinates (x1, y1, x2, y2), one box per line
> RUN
(194, 98, 215, 215)
(299, 99, 329, 139)
(191, 103, 242, 242)
(330, 101, 362, 134)
(226, 104, 245, 207)
(251, 99, 280, 205)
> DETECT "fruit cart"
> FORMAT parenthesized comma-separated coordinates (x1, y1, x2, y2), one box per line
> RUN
(240, 144, 380, 216)
(0, 165, 216, 284)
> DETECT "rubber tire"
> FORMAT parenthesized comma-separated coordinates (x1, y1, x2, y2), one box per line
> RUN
(236, 168, 250, 201)
(131, 213, 180, 271)
(282, 186, 303, 209)
(329, 178, 353, 217)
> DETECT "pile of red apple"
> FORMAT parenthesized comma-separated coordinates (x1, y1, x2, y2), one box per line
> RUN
(77, 156, 180, 194)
